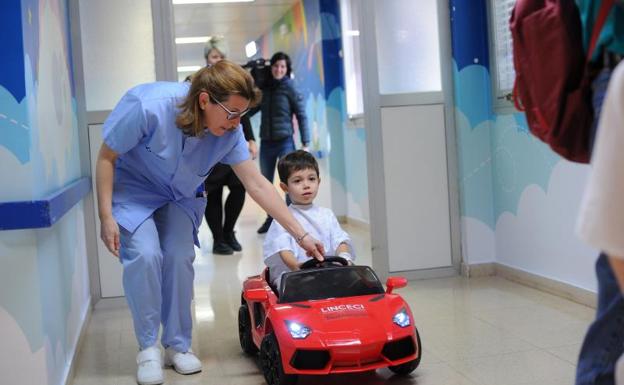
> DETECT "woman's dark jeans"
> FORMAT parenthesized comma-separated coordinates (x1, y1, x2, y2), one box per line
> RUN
(576, 254, 624, 385)
(259, 137, 295, 219)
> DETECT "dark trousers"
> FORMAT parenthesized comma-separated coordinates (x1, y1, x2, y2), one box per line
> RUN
(576, 254, 624, 385)
(259, 137, 295, 219)
(204, 164, 245, 242)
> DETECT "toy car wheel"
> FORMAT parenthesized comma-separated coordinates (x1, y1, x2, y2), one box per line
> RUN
(238, 303, 258, 355)
(260, 333, 298, 385)
(388, 329, 422, 375)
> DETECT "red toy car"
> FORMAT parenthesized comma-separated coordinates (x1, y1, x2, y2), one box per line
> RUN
(238, 257, 421, 385)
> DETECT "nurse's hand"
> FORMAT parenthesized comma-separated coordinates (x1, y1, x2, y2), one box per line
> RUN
(299, 235, 325, 262)
(248, 140, 258, 160)
(100, 216, 120, 257)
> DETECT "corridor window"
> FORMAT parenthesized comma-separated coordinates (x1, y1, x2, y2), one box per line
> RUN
(374, 0, 442, 95)
(340, 0, 364, 118)
(488, 0, 516, 110)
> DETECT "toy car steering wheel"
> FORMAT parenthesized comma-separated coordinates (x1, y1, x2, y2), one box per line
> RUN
(300, 256, 350, 270)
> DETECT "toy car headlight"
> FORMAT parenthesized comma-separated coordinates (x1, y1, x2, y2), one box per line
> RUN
(286, 321, 311, 339)
(393, 308, 411, 328)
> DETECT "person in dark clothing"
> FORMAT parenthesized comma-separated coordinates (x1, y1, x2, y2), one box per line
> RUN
(204, 115, 256, 254)
(252, 52, 310, 234)
(574, 1, 624, 384)
(202, 39, 258, 254)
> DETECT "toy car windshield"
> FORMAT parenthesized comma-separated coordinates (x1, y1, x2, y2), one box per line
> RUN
(279, 266, 385, 303)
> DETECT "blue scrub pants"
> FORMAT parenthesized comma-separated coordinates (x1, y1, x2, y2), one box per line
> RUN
(119, 202, 195, 352)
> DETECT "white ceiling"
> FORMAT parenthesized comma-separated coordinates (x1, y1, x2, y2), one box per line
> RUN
(173, 0, 299, 69)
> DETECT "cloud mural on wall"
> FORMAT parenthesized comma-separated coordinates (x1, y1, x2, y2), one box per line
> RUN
(452, 62, 492, 129)
(26, 0, 80, 193)
(0, 0, 27, 102)
(0, 0, 31, 166)
(455, 106, 495, 228)
(0, 2, 88, 385)
(0, 88, 30, 165)
(495, 160, 597, 291)
(461, 216, 496, 264)
(450, 0, 489, 72)
(0, 307, 48, 385)
(450, 0, 598, 291)
(37, 207, 83, 384)
(491, 114, 561, 219)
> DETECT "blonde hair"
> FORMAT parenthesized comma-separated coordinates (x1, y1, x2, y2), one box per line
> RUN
(204, 36, 228, 59)
(176, 60, 261, 137)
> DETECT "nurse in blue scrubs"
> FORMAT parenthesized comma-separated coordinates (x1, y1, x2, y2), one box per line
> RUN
(95, 60, 324, 385)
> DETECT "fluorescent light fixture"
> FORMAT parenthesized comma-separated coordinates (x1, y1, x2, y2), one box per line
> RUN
(346, 30, 360, 37)
(175, 36, 211, 44)
(245, 41, 257, 58)
(177, 65, 202, 72)
(173, 0, 254, 4)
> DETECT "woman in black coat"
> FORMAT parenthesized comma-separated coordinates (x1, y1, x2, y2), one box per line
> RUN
(253, 52, 310, 233)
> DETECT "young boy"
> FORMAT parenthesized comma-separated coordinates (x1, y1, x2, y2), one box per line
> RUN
(263, 150, 355, 289)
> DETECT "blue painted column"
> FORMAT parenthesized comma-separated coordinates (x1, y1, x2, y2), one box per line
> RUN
(319, 0, 348, 214)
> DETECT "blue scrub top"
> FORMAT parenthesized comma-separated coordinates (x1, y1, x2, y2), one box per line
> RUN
(103, 81, 250, 242)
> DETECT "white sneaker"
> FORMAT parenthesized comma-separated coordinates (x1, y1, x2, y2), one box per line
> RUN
(164, 348, 202, 375)
(136, 346, 164, 385)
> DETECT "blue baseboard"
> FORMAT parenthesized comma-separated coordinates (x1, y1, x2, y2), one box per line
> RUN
(0, 177, 91, 230)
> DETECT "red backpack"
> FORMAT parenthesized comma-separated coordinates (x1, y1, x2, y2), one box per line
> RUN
(510, 0, 614, 163)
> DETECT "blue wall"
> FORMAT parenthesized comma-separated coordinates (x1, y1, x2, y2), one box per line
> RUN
(449, 0, 596, 290)
(253, 0, 369, 218)
(0, 1, 91, 384)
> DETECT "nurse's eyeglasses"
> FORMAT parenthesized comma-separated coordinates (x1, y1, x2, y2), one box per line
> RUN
(208, 94, 250, 120)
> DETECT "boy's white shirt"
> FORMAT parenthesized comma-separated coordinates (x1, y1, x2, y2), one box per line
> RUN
(263, 203, 355, 288)
(577, 61, 624, 259)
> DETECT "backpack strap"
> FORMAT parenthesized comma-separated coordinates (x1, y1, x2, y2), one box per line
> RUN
(587, 0, 616, 60)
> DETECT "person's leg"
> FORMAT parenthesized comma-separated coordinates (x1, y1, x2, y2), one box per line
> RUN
(223, 170, 245, 250)
(258, 140, 280, 233)
(259, 140, 278, 189)
(119, 217, 164, 384)
(576, 253, 624, 385)
(119, 218, 163, 350)
(154, 203, 202, 375)
(205, 185, 224, 241)
(205, 184, 234, 254)
(223, 184, 245, 233)
(154, 203, 196, 353)
(277, 138, 296, 206)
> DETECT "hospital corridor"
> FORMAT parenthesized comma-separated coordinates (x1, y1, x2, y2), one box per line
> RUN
(0, 0, 619, 385)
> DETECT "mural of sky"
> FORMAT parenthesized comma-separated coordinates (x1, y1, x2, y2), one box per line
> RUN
(0, 1, 26, 102)
(25, 0, 81, 197)
(254, 0, 346, 168)
(251, 0, 361, 218)
(0, 1, 88, 385)
(0, 1, 30, 166)
(450, 0, 562, 229)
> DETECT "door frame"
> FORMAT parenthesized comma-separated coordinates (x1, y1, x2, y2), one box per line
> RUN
(359, 0, 461, 280)
(69, 0, 177, 300)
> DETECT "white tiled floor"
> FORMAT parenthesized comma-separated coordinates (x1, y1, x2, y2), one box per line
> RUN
(70, 202, 594, 385)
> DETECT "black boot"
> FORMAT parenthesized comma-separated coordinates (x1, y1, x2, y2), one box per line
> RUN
(224, 231, 242, 252)
(212, 240, 234, 255)
(257, 217, 273, 234)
